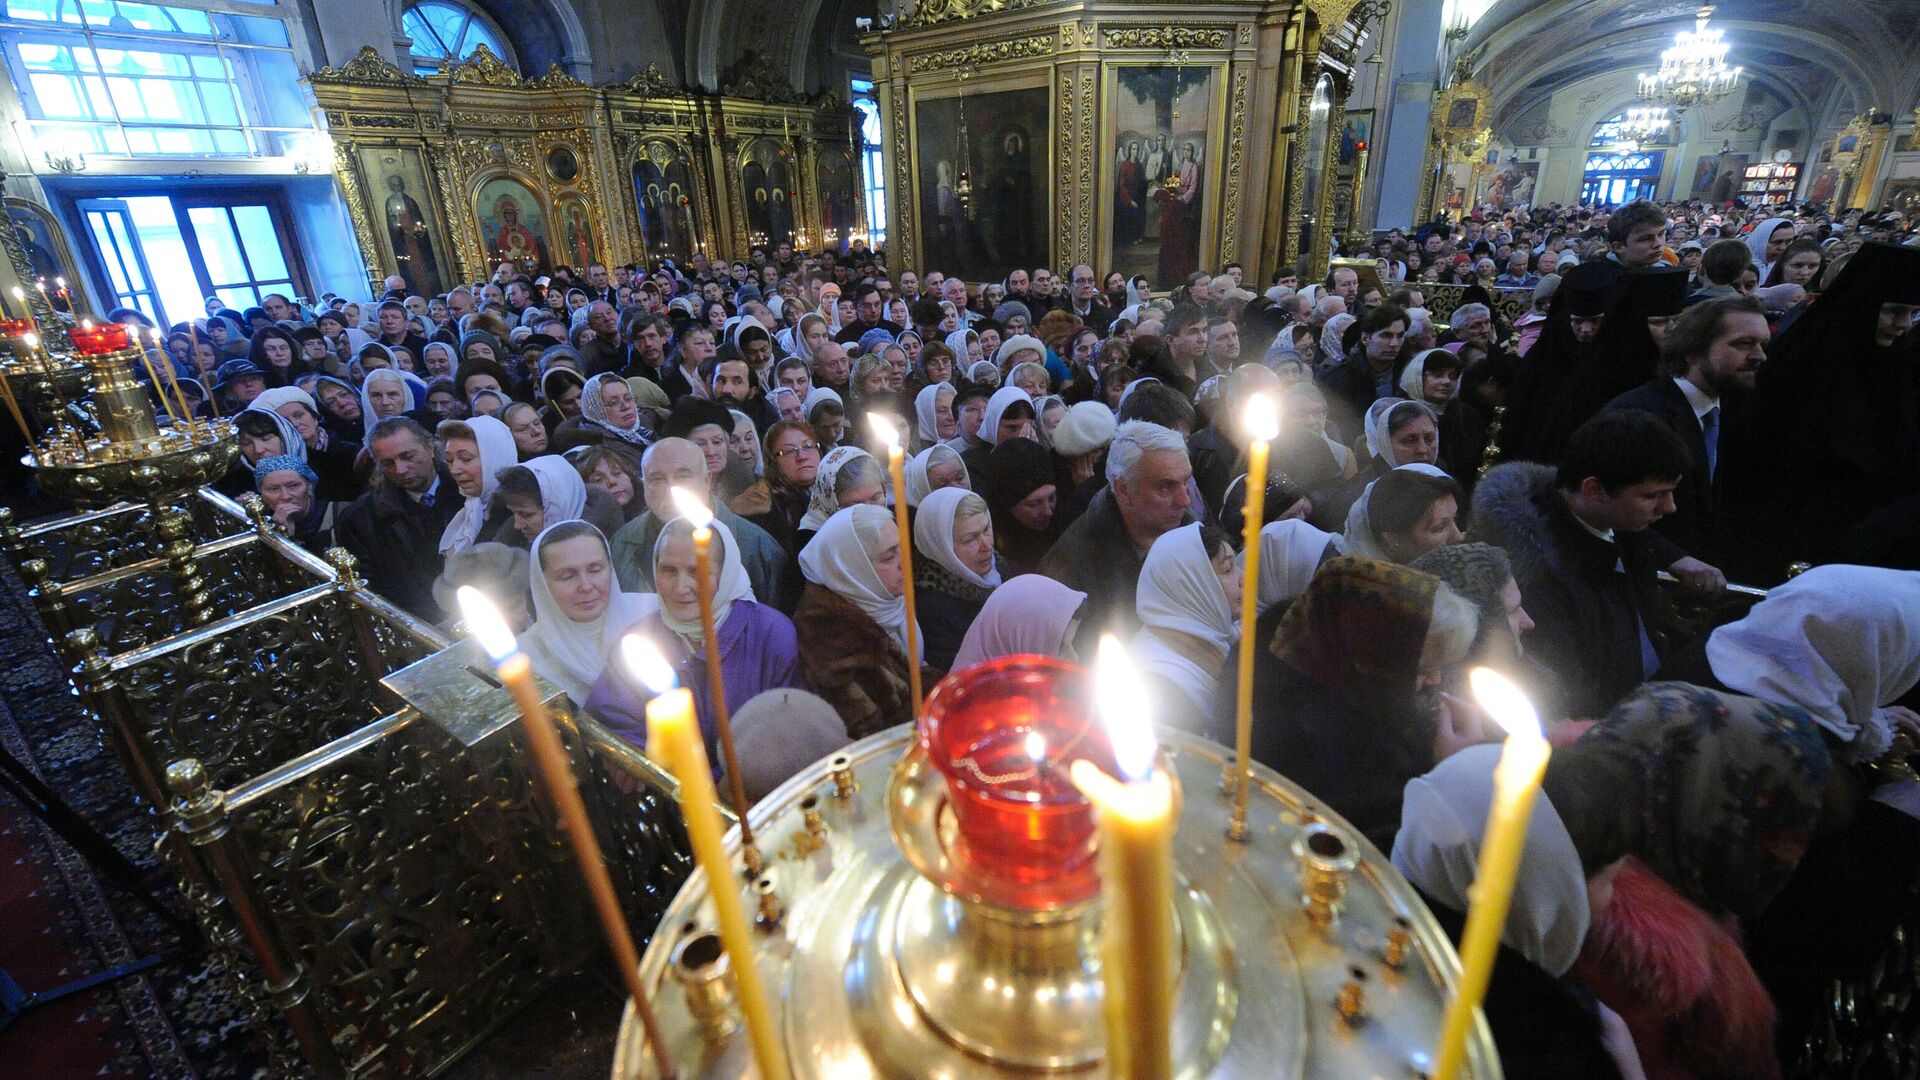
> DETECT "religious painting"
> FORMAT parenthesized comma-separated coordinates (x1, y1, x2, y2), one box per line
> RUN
(1108, 66, 1214, 283)
(1883, 178, 1920, 216)
(1339, 111, 1372, 168)
(1688, 155, 1722, 201)
(738, 137, 795, 250)
(632, 140, 702, 258)
(474, 175, 550, 273)
(1445, 96, 1480, 131)
(1807, 163, 1842, 206)
(555, 195, 596, 269)
(4, 196, 79, 303)
(1710, 154, 1749, 204)
(1836, 133, 1861, 155)
(912, 84, 1049, 282)
(356, 146, 450, 297)
(546, 146, 581, 184)
(1484, 160, 1538, 210)
(815, 147, 858, 254)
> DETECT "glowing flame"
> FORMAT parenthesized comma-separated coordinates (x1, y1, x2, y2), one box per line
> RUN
(1469, 667, 1543, 741)
(620, 633, 678, 695)
(1241, 392, 1280, 443)
(455, 585, 517, 662)
(1094, 634, 1156, 782)
(867, 411, 900, 450)
(669, 485, 714, 530)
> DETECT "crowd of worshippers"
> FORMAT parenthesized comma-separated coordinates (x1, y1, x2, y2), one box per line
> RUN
(106, 196, 1920, 1079)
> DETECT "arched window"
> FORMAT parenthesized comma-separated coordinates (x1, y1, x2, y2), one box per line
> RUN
(1580, 151, 1665, 205)
(403, 0, 515, 75)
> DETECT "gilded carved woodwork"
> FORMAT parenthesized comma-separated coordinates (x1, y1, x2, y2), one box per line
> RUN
(906, 34, 1056, 74)
(446, 42, 525, 88)
(1101, 27, 1232, 49)
(901, 0, 1050, 29)
(1221, 69, 1250, 264)
(307, 44, 427, 86)
(1076, 68, 1095, 259)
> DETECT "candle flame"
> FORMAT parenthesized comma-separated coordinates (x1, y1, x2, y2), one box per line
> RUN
(1025, 731, 1046, 763)
(455, 585, 518, 662)
(81, 319, 93, 330)
(1469, 667, 1542, 742)
(8, 287, 21, 301)
(1242, 393, 1280, 443)
(669, 484, 714, 529)
(1094, 634, 1156, 782)
(867, 411, 900, 450)
(55, 277, 65, 288)
(21, 333, 38, 349)
(620, 633, 678, 695)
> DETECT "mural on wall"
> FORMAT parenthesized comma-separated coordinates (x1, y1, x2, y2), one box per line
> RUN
(740, 138, 795, 250)
(1110, 66, 1213, 285)
(475, 176, 550, 273)
(1484, 160, 1539, 210)
(361, 147, 450, 297)
(913, 85, 1050, 282)
(557, 195, 596, 268)
(633, 141, 702, 258)
(816, 148, 858, 254)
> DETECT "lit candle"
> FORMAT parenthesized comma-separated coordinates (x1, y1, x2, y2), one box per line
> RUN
(668, 485, 762, 868)
(454, 589, 678, 1079)
(1070, 636, 1176, 1080)
(1230, 393, 1279, 840)
(134, 328, 182, 428)
(8, 286, 25, 322)
(866, 412, 923, 715)
(1431, 667, 1552, 1080)
(624, 636, 789, 1080)
(146, 327, 201, 435)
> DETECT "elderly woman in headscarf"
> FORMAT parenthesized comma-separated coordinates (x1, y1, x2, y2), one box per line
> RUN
(905, 443, 969, 509)
(1398, 346, 1489, 483)
(802, 386, 846, 448)
(1317, 311, 1358, 378)
(254, 385, 362, 502)
(357, 366, 429, 443)
(979, 438, 1060, 575)
(436, 414, 518, 556)
(1342, 464, 1464, 563)
(586, 517, 801, 757)
(1701, 566, 1920, 1033)
(252, 454, 341, 553)
(420, 340, 457, 381)
(490, 454, 624, 548)
(912, 488, 1005, 671)
(516, 521, 659, 705)
(949, 575, 1089, 671)
(554, 371, 654, 453)
(913, 381, 956, 452)
(793, 503, 936, 738)
(1134, 523, 1241, 721)
(1232, 556, 1487, 848)
(222, 404, 308, 496)
(1393, 746, 1642, 1080)
(945, 326, 984, 369)
(793, 445, 887, 552)
(962, 384, 1038, 478)
(1542, 681, 1832, 1080)
(1311, 397, 1445, 533)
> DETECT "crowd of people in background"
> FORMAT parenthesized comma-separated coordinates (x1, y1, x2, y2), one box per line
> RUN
(100, 194, 1920, 1080)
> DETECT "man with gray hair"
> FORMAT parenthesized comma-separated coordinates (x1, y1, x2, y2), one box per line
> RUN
(1041, 420, 1195, 651)
(1448, 302, 1495, 348)
(609, 437, 789, 608)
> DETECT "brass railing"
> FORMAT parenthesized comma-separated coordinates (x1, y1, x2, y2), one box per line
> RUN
(9, 487, 702, 1078)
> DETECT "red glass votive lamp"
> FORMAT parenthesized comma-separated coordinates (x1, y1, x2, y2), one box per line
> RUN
(70, 322, 130, 355)
(920, 654, 1119, 906)
(0, 318, 35, 340)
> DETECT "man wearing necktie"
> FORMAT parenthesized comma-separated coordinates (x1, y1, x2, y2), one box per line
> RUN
(1605, 294, 1768, 572)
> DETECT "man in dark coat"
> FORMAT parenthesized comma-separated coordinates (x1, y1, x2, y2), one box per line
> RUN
(1604, 294, 1767, 568)
(337, 417, 459, 622)
(1472, 411, 1716, 719)
(1041, 421, 1194, 655)
(1318, 303, 1409, 443)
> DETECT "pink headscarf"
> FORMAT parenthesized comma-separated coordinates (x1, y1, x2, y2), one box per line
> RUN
(950, 574, 1089, 671)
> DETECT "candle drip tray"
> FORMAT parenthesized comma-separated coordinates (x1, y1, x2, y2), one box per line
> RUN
(616, 725, 1500, 1078)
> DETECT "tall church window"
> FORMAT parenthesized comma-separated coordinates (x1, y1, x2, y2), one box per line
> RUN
(851, 77, 886, 246)
(0, 0, 311, 158)
(402, 0, 514, 76)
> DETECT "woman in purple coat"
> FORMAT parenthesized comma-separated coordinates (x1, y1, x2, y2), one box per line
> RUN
(586, 516, 805, 763)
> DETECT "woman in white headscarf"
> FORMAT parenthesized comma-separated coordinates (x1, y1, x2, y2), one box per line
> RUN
(1341, 464, 1464, 563)
(1706, 564, 1920, 766)
(1392, 745, 1640, 1080)
(904, 443, 969, 507)
(912, 488, 1004, 670)
(517, 520, 659, 704)
(944, 326, 983, 368)
(794, 503, 928, 738)
(1132, 523, 1241, 720)
(491, 454, 623, 546)
(1341, 461, 1457, 560)
(950, 574, 1089, 671)
(913, 381, 956, 450)
(1250, 518, 1336, 621)
(1363, 397, 1442, 473)
(962, 385, 1038, 478)
(796, 445, 887, 534)
(358, 367, 427, 439)
(437, 414, 518, 555)
(1744, 217, 1795, 285)
(584, 516, 800, 755)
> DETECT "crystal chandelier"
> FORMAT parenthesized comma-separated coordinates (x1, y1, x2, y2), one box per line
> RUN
(1638, 6, 1741, 111)
(1616, 107, 1671, 145)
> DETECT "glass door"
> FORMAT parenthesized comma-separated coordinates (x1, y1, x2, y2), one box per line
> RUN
(71, 189, 307, 328)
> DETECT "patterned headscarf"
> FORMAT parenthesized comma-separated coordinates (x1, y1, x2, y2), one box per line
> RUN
(1272, 556, 1438, 713)
(1543, 681, 1830, 919)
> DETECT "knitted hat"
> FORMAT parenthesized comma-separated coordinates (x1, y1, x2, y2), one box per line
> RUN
(1410, 542, 1513, 615)
(995, 333, 1046, 365)
(992, 300, 1033, 325)
(213, 359, 265, 390)
(1049, 400, 1117, 457)
(857, 326, 896, 354)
